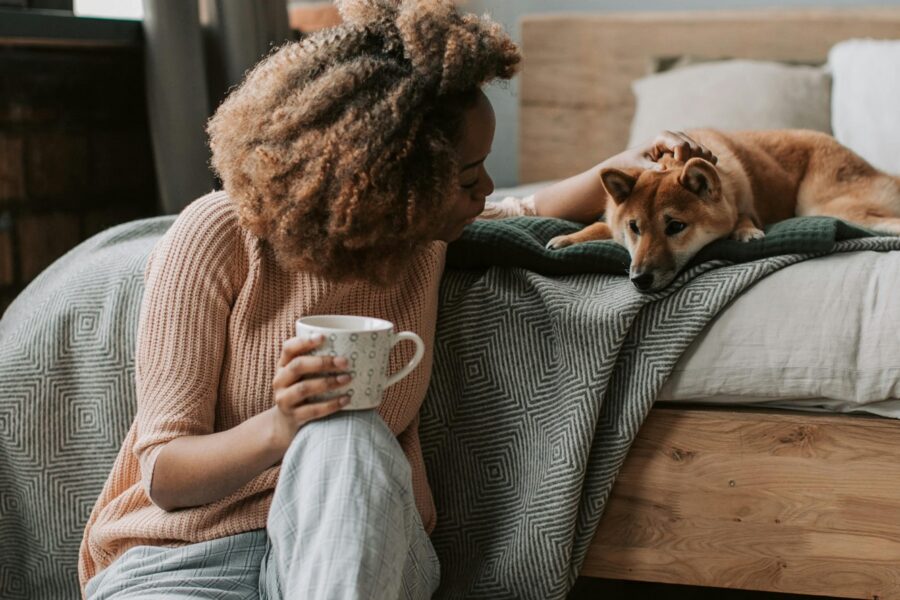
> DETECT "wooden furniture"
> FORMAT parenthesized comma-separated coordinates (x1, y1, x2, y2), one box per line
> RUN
(518, 9, 900, 598)
(585, 406, 900, 598)
(288, 2, 341, 33)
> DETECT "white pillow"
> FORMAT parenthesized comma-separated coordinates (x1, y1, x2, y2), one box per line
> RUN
(628, 59, 832, 147)
(828, 39, 900, 176)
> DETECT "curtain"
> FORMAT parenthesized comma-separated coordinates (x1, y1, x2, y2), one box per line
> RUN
(142, 0, 293, 213)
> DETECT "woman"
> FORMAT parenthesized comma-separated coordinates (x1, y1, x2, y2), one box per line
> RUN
(79, 1, 714, 598)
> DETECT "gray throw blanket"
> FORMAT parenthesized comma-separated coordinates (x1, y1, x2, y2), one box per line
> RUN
(1, 214, 898, 600)
(420, 225, 900, 599)
(0, 217, 175, 600)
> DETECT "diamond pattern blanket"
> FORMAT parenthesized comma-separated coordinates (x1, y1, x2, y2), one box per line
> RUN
(420, 217, 900, 599)
(1, 215, 898, 599)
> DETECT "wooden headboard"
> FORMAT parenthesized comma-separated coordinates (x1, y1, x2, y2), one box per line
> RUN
(519, 8, 900, 183)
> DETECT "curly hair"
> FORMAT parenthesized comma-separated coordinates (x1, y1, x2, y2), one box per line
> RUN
(207, 0, 520, 284)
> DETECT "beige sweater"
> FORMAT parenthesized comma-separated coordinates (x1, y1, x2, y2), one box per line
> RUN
(78, 191, 534, 590)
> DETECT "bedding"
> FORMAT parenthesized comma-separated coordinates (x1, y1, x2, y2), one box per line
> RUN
(515, 11, 900, 598)
(658, 249, 900, 416)
(828, 38, 900, 176)
(0, 217, 173, 600)
(627, 59, 832, 147)
(486, 188, 900, 419)
(2, 210, 898, 599)
(453, 212, 880, 274)
(421, 221, 900, 598)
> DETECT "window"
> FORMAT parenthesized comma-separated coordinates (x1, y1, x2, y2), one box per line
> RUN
(73, 0, 142, 20)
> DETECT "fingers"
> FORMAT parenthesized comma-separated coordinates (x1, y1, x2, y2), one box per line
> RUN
(294, 395, 351, 425)
(275, 373, 352, 411)
(273, 352, 350, 390)
(664, 130, 697, 163)
(644, 130, 685, 162)
(278, 335, 324, 368)
(653, 130, 718, 165)
(643, 138, 666, 162)
(270, 335, 357, 441)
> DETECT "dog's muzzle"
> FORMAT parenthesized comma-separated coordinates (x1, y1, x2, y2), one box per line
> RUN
(630, 272, 654, 291)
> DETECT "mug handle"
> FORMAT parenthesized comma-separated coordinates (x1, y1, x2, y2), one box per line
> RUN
(385, 331, 425, 388)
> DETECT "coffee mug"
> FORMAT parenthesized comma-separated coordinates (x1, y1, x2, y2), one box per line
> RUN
(295, 315, 425, 410)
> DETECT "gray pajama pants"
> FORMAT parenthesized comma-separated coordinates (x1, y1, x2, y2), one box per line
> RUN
(85, 411, 440, 599)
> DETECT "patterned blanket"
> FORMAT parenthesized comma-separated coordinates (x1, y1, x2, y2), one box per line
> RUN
(0, 217, 175, 600)
(419, 217, 900, 599)
(1, 215, 898, 599)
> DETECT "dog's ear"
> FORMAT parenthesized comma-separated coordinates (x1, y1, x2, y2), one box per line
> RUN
(679, 158, 721, 201)
(600, 168, 638, 205)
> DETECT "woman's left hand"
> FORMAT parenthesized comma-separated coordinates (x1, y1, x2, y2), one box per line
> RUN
(635, 130, 718, 167)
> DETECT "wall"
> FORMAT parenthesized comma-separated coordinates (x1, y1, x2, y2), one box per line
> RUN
(466, 0, 900, 187)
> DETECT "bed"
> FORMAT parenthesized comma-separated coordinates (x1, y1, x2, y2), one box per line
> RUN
(514, 9, 900, 598)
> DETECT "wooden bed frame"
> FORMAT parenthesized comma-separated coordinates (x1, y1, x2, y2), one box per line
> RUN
(518, 9, 900, 599)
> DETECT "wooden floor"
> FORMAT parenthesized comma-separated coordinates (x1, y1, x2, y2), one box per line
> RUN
(568, 577, 844, 599)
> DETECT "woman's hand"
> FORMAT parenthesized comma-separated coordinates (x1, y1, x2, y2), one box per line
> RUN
(268, 335, 352, 454)
(148, 335, 351, 511)
(532, 130, 718, 223)
(636, 130, 718, 167)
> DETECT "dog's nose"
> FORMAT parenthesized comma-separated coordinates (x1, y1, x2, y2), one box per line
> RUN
(631, 273, 654, 291)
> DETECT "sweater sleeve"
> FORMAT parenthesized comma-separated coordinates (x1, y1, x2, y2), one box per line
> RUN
(477, 195, 537, 220)
(132, 194, 242, 498)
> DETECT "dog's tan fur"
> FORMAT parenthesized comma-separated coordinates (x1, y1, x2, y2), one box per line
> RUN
(548, 129, 900, 292)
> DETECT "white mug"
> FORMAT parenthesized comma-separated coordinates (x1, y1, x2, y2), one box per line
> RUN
(295, 315, 425, 410)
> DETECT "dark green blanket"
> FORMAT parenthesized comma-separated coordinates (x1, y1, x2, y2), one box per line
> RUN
(447, 216, 878, 274)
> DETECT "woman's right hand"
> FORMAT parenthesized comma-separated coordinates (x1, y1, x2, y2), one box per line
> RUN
(268, 335, 352, 454)
(638, 130, 718, 166)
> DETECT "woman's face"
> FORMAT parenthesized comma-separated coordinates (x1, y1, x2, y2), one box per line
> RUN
(436, 89, 496, 242)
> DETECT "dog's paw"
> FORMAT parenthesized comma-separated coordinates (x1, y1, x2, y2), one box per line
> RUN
(546, 235, 575, 250)
(731, 227, 766, 242)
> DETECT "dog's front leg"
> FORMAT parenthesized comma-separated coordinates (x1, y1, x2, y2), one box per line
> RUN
(546, 221, 613, 249)
(730, 213, 765, 242)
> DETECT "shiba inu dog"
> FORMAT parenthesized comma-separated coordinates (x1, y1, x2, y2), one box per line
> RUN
(547, 129, 900, 292)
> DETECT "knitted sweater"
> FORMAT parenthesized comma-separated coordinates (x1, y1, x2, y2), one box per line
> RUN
(78, 191, 534, 589)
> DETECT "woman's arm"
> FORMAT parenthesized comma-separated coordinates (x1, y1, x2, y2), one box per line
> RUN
(532, 130, 718, 223)
(150, 337, 350, 510)
(149, 408, 285, 510)
(132, 198, 351, 512)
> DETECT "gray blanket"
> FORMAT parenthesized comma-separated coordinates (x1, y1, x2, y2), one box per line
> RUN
(0, 217, 175, 600)
(420, 236, 900, 599)
(1, 215, 898, 599)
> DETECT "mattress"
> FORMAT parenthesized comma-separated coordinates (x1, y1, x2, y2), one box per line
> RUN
(487, 185, 900, 419)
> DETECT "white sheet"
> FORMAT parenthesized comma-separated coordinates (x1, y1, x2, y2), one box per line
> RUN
(488, 186, 900, 419)
(657, 250, 900, 419)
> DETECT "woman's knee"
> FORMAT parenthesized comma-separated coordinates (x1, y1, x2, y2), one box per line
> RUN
(282, 410, 409, 482)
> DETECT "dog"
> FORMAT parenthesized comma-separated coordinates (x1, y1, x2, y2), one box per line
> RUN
(546, 129, 900, 292)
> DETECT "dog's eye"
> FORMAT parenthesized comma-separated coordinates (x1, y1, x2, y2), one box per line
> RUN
(665, 221, 687, 236)
(629, 220, 640, 235)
